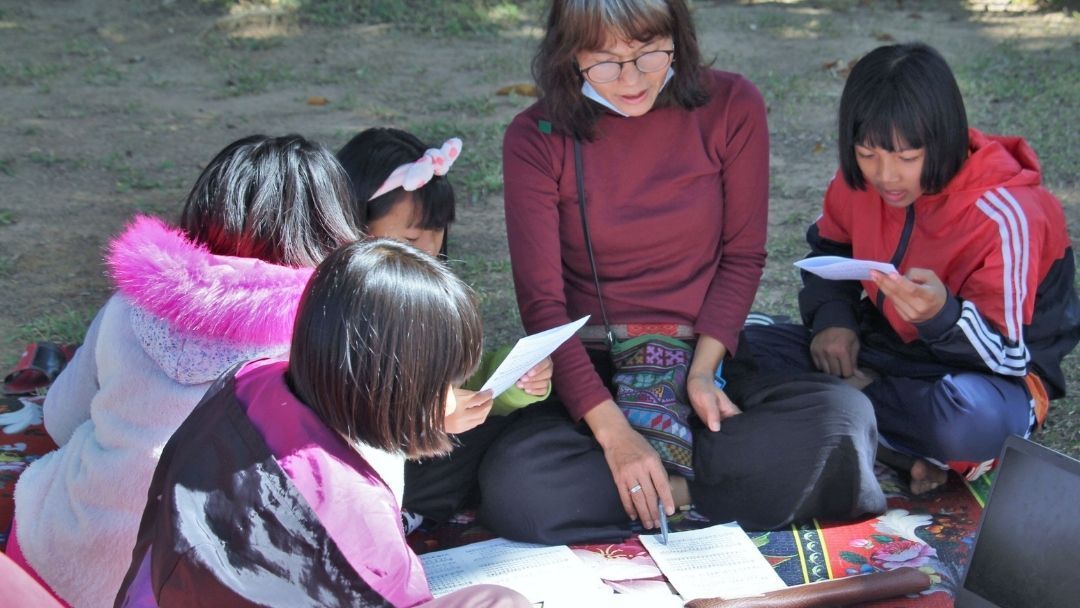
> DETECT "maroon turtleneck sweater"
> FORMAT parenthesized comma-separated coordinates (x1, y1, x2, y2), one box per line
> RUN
(503, 69, 769, 420)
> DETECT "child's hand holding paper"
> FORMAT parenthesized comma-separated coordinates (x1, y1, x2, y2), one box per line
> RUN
(516, 357, 553, 396)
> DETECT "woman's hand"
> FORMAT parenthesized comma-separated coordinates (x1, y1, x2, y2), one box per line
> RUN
(686, 334, 738, 432)
(444, 388, 494, 434)
(585, 400, 674, 529)
(515, 357, 552, 396)
(810, 326, 860, 378)
(687, 373, 741, 432)
(871, 268, 948, 324)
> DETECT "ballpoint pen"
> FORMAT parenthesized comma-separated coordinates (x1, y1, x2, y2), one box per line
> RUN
(658, 498, 669, 545)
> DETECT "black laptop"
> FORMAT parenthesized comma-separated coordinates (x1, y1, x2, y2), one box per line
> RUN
(955, 434, 1080, 608)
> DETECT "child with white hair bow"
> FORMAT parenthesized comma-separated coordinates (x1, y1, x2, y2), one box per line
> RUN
(336, 127, 554, 535)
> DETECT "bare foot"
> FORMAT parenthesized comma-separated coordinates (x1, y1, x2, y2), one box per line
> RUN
(909, 459, 948, 495)
(877, 445, 947, 495)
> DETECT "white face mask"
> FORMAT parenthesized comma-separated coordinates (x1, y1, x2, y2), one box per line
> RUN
(580, 67, 675, 117)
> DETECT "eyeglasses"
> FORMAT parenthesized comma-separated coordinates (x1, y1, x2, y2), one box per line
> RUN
(578, 49, 675, 84)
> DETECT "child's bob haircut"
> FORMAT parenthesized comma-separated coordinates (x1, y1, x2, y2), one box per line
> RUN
(838, 42, 969, 194)
(534, 0, 710, 141)
(180, 134, 360, 268)
(287, 238, 483, 459)
(336, 128, 456, 238)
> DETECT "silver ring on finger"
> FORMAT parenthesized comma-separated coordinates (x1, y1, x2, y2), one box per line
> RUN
(629, 484, 643, 494)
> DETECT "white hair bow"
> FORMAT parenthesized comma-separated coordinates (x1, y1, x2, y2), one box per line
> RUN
(368, 138, 463, 200)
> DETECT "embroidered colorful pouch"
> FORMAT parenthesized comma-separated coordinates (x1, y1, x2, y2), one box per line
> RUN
(610, 334, 695, 480)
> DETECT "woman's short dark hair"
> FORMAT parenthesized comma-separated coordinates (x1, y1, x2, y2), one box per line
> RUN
(534, 0, 711, 141)
(838, 42, 969, 194)
(336, 127, 456, 247)
(287, 239, 483, 459)
(180, 134, 360, 268)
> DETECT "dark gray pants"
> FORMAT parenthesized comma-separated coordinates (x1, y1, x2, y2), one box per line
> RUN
(474, 349, 886, 545)
(742, 323, 1033, 463)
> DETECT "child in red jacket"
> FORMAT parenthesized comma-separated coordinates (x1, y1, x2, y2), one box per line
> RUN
(744, 42, 1079, 493)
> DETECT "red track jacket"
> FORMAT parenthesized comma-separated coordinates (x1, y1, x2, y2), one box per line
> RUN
(799, 129, 1079, 398)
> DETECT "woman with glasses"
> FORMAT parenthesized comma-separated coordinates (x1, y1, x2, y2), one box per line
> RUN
(482, 0, 886, 544)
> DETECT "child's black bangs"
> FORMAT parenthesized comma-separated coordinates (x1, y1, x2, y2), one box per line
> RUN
(854, 88, 927, 152)
(415, 179, 456, 230)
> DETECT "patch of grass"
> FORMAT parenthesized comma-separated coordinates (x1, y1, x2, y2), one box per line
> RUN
(116, 172, 166, 192)
(450, 254, 521, 345)
(131, 199, 173, 215)
(431, 96, 498, 117)
(725, 8, 847, 38)
(15, 307, 96, 347)
(356, 101, 403, 120)
(27, 151, 85, 170)
(104, 153, 167, 193)
(458, 52, 532, 85)
(0, 61, 66, 86)
(299, 0, 542, 36)
(221, 35, 288, 51)
(0, 256, 13, 278)
(147, 74, 176, 88)
(754, 70, 836, 123)
(956, 44, 1078, 188)
(219, 60, 294, 96)
(1043, 331, 1080, 458)
(0, 209, 16, 225)
(83, 63, 126, 86)
(62, 37, 107, 59)
(0, 158, 14, 176)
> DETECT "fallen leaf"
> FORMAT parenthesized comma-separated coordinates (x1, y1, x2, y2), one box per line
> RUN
(873, 31, 895, 41)
(813, 142, 825, 154)
(306, 96, 329, 106)
(496, 83, 538, 97)
(823, 58, 859, 78)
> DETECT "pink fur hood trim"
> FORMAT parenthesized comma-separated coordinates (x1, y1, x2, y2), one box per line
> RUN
(106, 215, 314, 346)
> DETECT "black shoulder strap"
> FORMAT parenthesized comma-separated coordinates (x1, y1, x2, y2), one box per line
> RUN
(573, 139, 615, 347)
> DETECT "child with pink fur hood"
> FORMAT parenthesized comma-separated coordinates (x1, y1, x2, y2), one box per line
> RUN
(8, 135, 360, 608)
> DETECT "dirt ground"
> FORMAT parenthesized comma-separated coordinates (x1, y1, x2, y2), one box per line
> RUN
(0, 0, 1076, 454)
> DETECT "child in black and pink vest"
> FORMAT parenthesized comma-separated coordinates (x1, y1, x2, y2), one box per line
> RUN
(115, 239, 529, 608)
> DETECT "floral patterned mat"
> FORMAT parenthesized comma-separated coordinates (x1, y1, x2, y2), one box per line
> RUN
(0, 396, 57, 551)
(408, 464, 992, 607)
(1, 391, 989, 607)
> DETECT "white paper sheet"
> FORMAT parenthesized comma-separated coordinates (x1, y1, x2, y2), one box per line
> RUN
(479, 316, 590, 397)
(794, 255, 897, 281)
(419, 537, 611, 605)
(639, 522, 787, 601)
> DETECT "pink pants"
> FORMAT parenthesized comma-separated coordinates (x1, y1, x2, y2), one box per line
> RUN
(2, 522, 65, 607)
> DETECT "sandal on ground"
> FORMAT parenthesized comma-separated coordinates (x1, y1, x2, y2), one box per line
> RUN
(2, 343, 77, 395)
